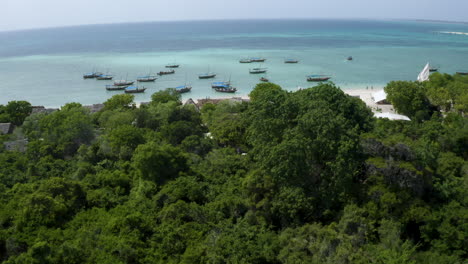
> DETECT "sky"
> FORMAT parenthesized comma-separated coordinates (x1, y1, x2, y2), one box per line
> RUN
(2, 0, 468, 31)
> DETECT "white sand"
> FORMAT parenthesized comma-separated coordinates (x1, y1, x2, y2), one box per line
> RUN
(136, 88, 395, 114)
(343, 89, 395, 113)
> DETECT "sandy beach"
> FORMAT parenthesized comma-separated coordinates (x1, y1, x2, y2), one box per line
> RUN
(174, 88, 394, 114)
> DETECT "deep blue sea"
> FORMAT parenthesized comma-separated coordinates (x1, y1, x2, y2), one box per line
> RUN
(1, 19, 468, 107)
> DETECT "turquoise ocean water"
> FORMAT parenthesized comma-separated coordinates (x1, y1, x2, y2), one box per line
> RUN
(0, 19, 468, 107)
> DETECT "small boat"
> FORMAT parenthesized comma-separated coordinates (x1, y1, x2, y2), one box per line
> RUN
(157, 69, 175, 75)
(175, 85, 192, 93)
(198, 72, 216, 79)
(284, 59, 299, 63)
(456, 71, 468, 75)
(114, 80, 135, 86)
(239, 58, 252, 63)
(214, 85, 237, 93)
(124, 86, 146, 93)
(260, 77, 269, 82)
(249, 68, 267, 74)
(347, 56, 353, 61)
(250, 57, 266, 62)
(137, 75, 158, 82)
(165, 63, 179, 68)
(83, 72, 103, 79)
(212, 81, 231, 88)
(307, 75, 331, 82)
(96, 74, 113, 80)
(429, 68, 438, 72)
(106, 85, 127, 91)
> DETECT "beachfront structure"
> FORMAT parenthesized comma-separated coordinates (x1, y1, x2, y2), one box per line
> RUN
(372, 90, 389, 104)
(374, 113, 411, 121)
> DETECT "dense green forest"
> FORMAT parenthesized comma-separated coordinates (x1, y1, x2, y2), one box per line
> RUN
(0, 73, 466, 263)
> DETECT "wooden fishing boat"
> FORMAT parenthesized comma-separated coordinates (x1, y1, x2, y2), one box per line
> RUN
(124, 86, 146, 93)
(137, 75, 158, 82)
(249, 68, 267, 74)
(83, 72, 103, 79)
(215, 85, 237, 93)
(284, 59, 299, 63)
(165, 63, 179, 68)
(96, 74, 113, 80)
(114, 80, 135, 86)
(307, 75, 331, 82)
(211, 81, 231, 88)
(198, 72, 216, 79)
(175, 85, 192, 93)
(106, 85, 127, 91)
(260, 77, 269, 82)
(157, 69, 175, 75)
(250, 57, 266, 62)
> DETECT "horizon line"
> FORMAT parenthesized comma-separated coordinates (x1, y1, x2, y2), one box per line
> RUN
(2, 17, 468, 33)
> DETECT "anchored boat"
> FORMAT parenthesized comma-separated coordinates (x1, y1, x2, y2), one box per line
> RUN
(96, 74, 113, 80)
(198, 72, 216, 79)
(249, 68, 267, 74)
(175, 85, 192, 93)
(307, 75, 331, 82)
(214, 85, 237, 93)
(158, 69, 175, 75)
(114, 80, 135, 86)
(284, 59, 299, 63)
(165, 63, 180, 68)
(212, 81, 231, 88)
(106, 85, 127, 91)
(137, 75, 158, 82)
(124, 86, 146, 93)
(250, 57, 266, 62)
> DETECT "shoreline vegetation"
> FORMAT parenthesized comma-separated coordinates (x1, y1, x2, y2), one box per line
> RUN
(0, 74, 467, 263)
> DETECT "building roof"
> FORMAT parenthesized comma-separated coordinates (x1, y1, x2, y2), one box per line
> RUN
(374, 112, 411, 121)
(0, 123, 14, 135)
(184, 98, 200, 111)
(372, 90, 388, 104)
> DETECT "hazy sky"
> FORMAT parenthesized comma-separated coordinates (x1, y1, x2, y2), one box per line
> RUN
(2, 0, 467, 31)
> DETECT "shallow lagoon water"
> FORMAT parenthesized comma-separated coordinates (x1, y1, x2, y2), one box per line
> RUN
(0, 19, 467, 107)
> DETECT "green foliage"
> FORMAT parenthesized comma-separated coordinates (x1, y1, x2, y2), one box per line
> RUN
(0, 85, 466, 263)
(133, 142, 188, 184)
(0, 100, 33, 126)
(150, 88, 181, 105)
(384, 81, 433, 121)
(103, 94, 135, 111)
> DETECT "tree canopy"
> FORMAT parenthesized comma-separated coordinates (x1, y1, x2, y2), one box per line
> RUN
(0, 81, 466, 263)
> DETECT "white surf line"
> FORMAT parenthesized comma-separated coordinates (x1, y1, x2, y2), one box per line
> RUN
(437, 31, 468, 36)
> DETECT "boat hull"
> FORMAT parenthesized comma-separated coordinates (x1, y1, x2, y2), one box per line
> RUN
(106, 85, 127, 91)
(215, 88, 237, 93)
(158, 71, 175, 75)
(456, 72, 468, 75)
(125, 88, 146, 93)
(137, 78, 157, 82)
(307, 77, 331, 82)
(198, 75, 216, 79)
(114, 81, 134, 86)
(176, 87, 192, 93)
